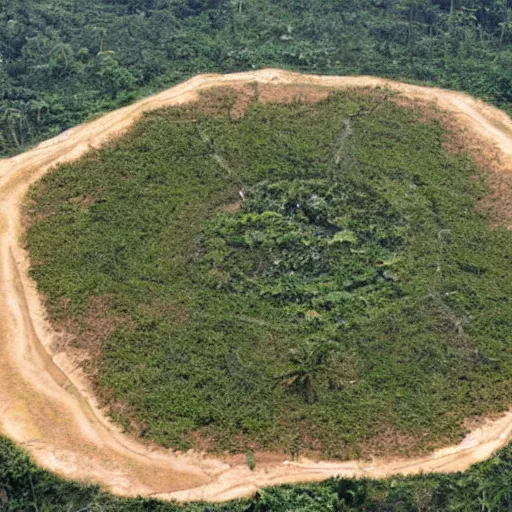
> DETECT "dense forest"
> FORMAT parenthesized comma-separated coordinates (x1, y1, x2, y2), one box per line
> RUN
(1, 0, 512, 155)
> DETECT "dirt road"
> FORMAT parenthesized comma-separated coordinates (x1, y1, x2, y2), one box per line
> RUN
(1, 70, 512, 503)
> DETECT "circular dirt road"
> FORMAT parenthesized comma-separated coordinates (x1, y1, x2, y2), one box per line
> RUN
(1, 70, 512, 503)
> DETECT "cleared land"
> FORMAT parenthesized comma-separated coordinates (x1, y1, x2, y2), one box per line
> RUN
(24, 84, 512, 459)
(1, 70, 512, 503)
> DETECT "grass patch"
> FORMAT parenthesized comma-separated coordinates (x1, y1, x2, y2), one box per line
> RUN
(25, 87, 512, 458)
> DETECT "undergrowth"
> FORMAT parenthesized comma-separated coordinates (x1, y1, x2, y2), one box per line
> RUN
(25, 87, 512, 458)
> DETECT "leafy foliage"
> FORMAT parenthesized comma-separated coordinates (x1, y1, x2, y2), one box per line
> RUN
(25, 89, 512, 458)
(2, 0, 512, 155)
(198, 176, 405, 344)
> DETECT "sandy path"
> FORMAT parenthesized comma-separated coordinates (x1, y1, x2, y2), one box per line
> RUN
(1, 69, 512, 503)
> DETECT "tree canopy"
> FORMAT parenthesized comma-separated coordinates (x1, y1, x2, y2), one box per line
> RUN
(1, 0, 512, 155)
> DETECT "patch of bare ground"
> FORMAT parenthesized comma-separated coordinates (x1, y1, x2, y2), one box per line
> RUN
(228, 83, 258, 120)
(359, 426, 444, 460)
(188, 84, 259, 120)
(186, 83, 330, 122)
(184, 431, 290, 467)
(192, 87, 240, 118)
(219, 200, 242, 214)
(225, 450, 288, 468)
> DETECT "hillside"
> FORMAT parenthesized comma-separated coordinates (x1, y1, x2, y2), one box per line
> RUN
(2, 4, 512, 512)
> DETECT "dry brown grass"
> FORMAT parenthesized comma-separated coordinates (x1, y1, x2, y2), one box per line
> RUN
(359, 426, 442, 460)
(229, 83, 258, 120)
(258, 84, 331, 105)
(52, 295, 133, 376)
(219, 200, 242, 214)
(390, 94, 512, 228)
(68, 194, 95, 209)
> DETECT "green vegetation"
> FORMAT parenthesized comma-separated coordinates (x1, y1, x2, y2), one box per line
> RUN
(3, 434, 512, 511)
(2, 0, 512, 156)
(25, 88, 512, 458)
(3, 1, 512, 509)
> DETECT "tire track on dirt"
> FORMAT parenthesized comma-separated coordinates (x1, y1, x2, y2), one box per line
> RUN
(1, 69, 512, 503)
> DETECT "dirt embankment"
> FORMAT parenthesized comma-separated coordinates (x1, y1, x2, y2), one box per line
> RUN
(1, 70, 512, 503)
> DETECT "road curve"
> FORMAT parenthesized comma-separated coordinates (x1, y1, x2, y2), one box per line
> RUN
(1, 69, 512, 503)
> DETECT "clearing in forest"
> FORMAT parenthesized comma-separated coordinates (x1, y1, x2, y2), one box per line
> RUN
(24, 84, 512, 459)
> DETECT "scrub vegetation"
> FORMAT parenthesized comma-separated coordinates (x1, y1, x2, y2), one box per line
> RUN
(25, 87, 512, 458)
